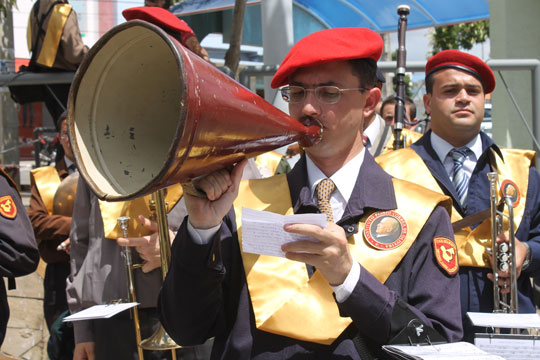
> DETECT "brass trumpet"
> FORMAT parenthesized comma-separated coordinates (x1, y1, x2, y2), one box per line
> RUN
(117, 205, 179, 359)
(487, 172, 518, 315)
(117, 216, 145, 360)
(140, 189, 179, 359)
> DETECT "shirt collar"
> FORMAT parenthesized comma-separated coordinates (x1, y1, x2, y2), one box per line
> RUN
(306, 148, 365, 204)
(363, 114, 382, 145)
(430, 131, 483, 162)
(64, 157, 76, 172)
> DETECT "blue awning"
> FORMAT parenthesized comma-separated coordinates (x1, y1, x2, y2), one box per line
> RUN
(171, 0, 489, 33)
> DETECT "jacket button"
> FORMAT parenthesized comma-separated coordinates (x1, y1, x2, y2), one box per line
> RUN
(347, 226, 355, 233)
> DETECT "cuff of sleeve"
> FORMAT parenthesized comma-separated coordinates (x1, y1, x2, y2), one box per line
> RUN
(187, 220, 221, 245)
(331, 262, 361, 303)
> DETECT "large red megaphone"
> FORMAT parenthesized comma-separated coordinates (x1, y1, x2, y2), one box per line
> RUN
(67, 20, 320, 201)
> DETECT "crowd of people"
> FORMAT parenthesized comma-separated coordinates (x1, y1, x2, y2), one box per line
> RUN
(2, 1, 539, 360)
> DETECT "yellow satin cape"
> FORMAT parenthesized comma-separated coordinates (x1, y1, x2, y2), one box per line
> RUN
(31, 166, 184, 239)
(27, 4, 72, 67)
(376, 147, 534, 267)
(254, 151, 284, 177)
(232, 174, 450, 345)
(31, 166, 61, 215)
(380, 128, 423, 156)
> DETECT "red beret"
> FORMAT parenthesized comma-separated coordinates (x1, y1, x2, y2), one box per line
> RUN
(122, 7, 195, 43)
(270, 28, 383, 89)
(425, 49, 495, 94)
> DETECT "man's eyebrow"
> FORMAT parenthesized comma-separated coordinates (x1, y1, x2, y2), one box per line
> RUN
(289, 80, 339, 87)
(440, 82, 482, 89)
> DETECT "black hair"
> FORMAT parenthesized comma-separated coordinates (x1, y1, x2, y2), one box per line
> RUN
(380, 95, 416, 119)
(425, 74, 435, 94)
(56, 110, 68, 131)
(348, 58, 378, 89)
(425, 66, 486, 94)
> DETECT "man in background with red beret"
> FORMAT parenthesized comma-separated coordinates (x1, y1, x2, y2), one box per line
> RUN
(377, 49, 540, 342)
(124, 6, 210, 63)
(159, 28, 463, 358)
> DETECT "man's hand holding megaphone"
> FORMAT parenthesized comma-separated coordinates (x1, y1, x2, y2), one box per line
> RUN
(183, 160, 249, 230)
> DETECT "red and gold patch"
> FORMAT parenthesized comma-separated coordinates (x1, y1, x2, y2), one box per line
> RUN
(500, 179, 520, 207)
(433, 237, 458, 275)
(364, 211, 407, 250)
(0, 195, 17, 219)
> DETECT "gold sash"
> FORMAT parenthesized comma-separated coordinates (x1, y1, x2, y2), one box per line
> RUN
(31, 166, 61, 215)
(233, 175, 450, 344)
(31, 166, 184, 239)
(33, 4, 72, 67)
(254, 151, 284, 177)
(100, 185, 184, 239)
(380, 128, 423, 156)
(376, 147, 534, 267)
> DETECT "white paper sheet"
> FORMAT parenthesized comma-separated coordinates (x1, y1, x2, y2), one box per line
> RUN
(467, 312, 540, 329)
(475, 334, 540, 359)
(382, 341, 505, 360)
(241, 207, 327, 257)
(63, 302, 139, 322)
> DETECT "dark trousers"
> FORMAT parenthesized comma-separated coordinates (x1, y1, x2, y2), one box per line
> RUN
(43, 262, 71, 330)
(94, 308, 213, 360)
(43, 83, 69, 124)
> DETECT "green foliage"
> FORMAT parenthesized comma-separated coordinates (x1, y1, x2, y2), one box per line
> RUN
(430, 20, 489, 55)
(0, 0, 17, 17)
(391, 73, 413, 98)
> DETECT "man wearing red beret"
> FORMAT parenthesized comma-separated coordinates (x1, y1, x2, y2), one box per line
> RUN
(159, 28, 463, 358)
(377, 49, 540, 342)
(123, 6, 210, 63)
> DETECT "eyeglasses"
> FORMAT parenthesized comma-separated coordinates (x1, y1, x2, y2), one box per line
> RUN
(280, 85, 367, 104)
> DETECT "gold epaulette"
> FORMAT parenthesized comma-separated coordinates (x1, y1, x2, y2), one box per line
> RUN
(380, 128, 424, 155)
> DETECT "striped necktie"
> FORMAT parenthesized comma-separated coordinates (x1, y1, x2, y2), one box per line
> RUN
(449, 147, 471, 206)
(316, 178, 336, 222)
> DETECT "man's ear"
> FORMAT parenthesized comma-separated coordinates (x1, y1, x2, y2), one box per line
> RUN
(423, 93, 432, 115)
(363, 87, 381, 118)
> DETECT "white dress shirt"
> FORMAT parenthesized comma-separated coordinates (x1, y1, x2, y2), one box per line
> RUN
(363, 114, 382, 151)
(306, 149, 364, 223)
(305, 150, 365, 302)
(188, 149, 367, 302)
(65, 157, 77, 174)
(430, 131, 483, 182)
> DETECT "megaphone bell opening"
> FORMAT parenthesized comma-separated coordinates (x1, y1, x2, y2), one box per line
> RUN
(72, 23, 184, 199)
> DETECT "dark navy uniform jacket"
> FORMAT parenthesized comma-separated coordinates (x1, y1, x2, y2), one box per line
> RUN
(0, 171, 39, 345)
(410, 131, 540, 340)
(159, 152, 463, 359)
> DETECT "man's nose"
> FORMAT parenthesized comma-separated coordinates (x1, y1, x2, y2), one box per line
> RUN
(456, 88, 471, 103)
(302, 91, 320, 116)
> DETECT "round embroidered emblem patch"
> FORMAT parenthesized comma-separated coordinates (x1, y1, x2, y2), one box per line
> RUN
(364, 211, 407, 250)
